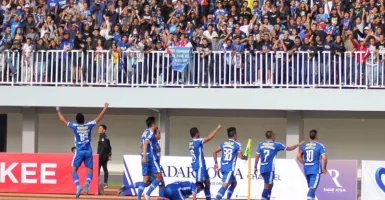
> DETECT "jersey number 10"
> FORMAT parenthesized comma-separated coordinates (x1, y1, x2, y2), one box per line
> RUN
(305, 150, 314, 162)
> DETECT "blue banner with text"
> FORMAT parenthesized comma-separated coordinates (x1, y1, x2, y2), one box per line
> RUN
(170, 47, 192, 72)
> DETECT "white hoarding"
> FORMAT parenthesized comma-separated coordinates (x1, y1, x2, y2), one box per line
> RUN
(361, 160, 385, 200)
(123, 155, 357, 200)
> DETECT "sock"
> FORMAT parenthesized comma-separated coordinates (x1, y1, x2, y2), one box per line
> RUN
(159, 186, 165, 200)
(204, 186, 211, 200)
(267, 188, 273, 200)
(262, 189, 269, 200)
(307, 189, 315, 199)
(137, 182, 146, 200)
(127, 181, 142, 189)
(146, 179, 160, 196)
(226, 185, 236, 200)
(215, 186, 227, 200)
(71, 172, 80, 186)
(85, 172, 92, 185)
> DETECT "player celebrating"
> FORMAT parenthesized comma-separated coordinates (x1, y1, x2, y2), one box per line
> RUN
(189, 125, 222, 200)
(212, 127, 246, 200)
(297, 130, 328, 200)
(162, 181, 204, 200)
(56, 103, 109, 198)
(141, 117, 165, 200)
(254, 131, 304, 200)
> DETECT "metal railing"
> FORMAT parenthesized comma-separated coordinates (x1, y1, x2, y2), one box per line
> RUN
(0, 50, 383, 89)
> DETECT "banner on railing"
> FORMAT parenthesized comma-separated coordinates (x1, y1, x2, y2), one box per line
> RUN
(0, 153, 99, 194)
(122, 155, 357, 200)
(169, 47, 192, 72)
(361, 160, 385, 200)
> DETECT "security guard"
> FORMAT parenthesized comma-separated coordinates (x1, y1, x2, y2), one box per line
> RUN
(97, 124, 112, 188)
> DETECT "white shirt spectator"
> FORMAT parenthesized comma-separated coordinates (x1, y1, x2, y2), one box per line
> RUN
(203, 30, 218, 42)
(22, 43, 34, 58)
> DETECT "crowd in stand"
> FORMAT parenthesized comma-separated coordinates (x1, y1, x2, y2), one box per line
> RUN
(0, 0, 385, 86)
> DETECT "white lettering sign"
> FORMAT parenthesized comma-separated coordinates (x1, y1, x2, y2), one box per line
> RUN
(0, 162, 57, 184)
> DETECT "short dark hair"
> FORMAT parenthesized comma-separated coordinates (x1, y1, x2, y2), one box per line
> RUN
(196, 182, 205, 190)
(99, 124, 107, 130)
(265, 131, 274, 139)
(309, 129, 318, 140)
(227, 127, 237, 138)
(146, 116, 156, 128)
(76, 113, 85, 124)
(190, 127, 199, 137)
(71, 147, 76, 152)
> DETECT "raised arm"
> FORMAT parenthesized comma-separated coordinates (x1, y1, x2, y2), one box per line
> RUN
(286, 140, 305, 151)
(203, 124, 222, 143)
(94, 102, 109, 123)
(56, 106, 69, 125)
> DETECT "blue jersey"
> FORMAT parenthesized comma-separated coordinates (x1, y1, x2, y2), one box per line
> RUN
(67, 121, 96, 151)
(47, 0, 58, 9)
(300, 141, 326, 175)
(141, 129, 157, 161)
(189, 138, 206, 170)
(154, 142, 161, 162)
(57, 0, 67, 9)
(219, 139, 241, 172)
(256, 140, 286, 173)
(167, 181, 197, 199)
(117, 40, 129, 51)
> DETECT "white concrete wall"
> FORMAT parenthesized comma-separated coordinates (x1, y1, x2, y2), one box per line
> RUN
(6, 114, 385, 174)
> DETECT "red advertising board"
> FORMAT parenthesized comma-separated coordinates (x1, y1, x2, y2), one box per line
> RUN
(0, 153, 99, 194)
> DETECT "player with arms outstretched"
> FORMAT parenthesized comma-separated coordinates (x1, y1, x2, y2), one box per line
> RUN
(212, 127, 246, 200)
(189, 125, 222, 200)
(56, 103, 109, 198)
(162, 181, 204, 200)
(140, 117, 165, 200)
(297, 129, 327, 200)
(254, 131, 304, 200)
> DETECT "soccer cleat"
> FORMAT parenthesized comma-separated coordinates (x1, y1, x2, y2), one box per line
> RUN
(75, 185, 82, 198)
(144, 193, 151, 200)
(84, 183, 90, 195)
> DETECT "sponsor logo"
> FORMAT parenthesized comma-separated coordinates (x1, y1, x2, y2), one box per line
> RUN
(375, 167, 385, 193)
(323, 169, 346, 193)
(0, 162, 57, 184)
(159, 165, 282, 182)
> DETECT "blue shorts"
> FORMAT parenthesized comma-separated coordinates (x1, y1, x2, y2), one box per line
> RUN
(194, 167, 209, 182)
(221, 170, 235, 184)
(306, 174, 321, 189)
(261, 171, 275, 184)
(165, 184, 184, 200)
(142, 159, 161, 176)
(72, 149, 93, 168)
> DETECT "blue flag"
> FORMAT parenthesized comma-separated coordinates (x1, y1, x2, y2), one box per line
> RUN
(169, 47, 192, 72)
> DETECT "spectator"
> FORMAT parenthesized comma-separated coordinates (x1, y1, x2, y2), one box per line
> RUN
(71, 146, 76, 154)
(0, 0, 384, 87)
(97, 124, 112, 188)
